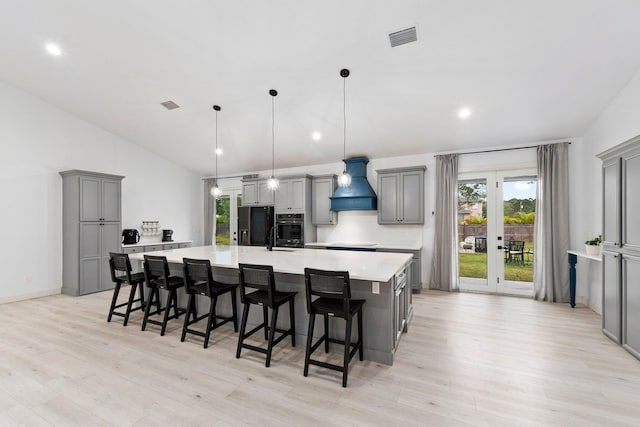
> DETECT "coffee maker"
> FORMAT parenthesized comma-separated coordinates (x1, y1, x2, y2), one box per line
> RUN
(122, 229, 140, 245)
(162, 229, 173, 242)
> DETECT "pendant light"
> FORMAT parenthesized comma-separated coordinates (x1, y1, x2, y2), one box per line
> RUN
(210, 104, 222, 198)
(337, 68, 351, 187)
(267, 89, 279, 190)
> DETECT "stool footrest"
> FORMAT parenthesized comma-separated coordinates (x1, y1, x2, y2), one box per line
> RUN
(308, 359, 345, 373)
(308, 337, 360, 360)
(145, 308, 185, 326)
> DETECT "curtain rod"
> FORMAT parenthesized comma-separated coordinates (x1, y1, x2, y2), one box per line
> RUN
(435, 141, 571, 157)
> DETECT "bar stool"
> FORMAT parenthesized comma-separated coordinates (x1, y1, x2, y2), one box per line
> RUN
(141, 255, 186, 336)
(107, 252, 146, 326)
(181, 258, 239, 348)
(236, 263, 296, 367)
(303, 268, 365, 388)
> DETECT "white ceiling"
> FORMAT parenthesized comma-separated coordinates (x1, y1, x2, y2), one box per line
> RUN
(2, 0, 640, 176)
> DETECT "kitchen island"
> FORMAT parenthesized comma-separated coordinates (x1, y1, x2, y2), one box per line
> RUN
(130, 245, 412, 365)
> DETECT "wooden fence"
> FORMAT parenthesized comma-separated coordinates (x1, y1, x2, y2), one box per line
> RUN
(458, 224, 534, 243)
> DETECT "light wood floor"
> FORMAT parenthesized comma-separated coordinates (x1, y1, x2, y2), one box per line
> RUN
(1, 290, 640, 426)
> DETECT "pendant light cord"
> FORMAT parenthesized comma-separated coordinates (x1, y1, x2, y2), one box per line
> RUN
(272, 95, 275, 176)
(343, 76, 346, 163)
(215, 110, 218, 182)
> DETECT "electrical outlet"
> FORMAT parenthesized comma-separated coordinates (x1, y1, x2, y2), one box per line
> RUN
(25, 276, 32, 285)
(372, 282, 379, 294)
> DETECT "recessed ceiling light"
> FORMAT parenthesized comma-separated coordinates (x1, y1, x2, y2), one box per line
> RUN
(215, 148, 223, 155)
(45, 43, 62, 56)
(312, 132, 322, 141)
(458, 107, 471, 119)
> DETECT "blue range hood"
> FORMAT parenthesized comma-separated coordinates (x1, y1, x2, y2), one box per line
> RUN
(330, 156, 377, 211)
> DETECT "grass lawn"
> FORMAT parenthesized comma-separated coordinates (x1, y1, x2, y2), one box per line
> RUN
(459, 242, 534, 282)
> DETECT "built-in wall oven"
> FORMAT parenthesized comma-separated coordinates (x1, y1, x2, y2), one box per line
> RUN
(275, 213, 304, 248)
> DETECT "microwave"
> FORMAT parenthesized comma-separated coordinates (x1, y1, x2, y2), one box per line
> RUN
(275, 213, 304, 248)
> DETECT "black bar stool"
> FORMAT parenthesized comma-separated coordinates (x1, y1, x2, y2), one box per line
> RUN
(141, 255, 186, 336)
(236, 263, 296, 367)
(107, 252, 146, 326)
(303, 268, 365, 387)
(181, 258, 239, 348)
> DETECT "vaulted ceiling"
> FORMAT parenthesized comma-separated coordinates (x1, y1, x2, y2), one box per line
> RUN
(2, 0, 640, 175)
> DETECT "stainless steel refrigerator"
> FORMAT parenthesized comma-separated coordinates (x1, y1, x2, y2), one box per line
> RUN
(237, 206, 274, 246)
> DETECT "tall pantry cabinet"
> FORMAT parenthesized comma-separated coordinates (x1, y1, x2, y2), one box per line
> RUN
(60, 170, 124, 296)
(598, 135, 640, 360)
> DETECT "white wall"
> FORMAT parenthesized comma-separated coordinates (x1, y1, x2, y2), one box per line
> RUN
(571, 67, 640, 313)
(0, 80, 203, 302)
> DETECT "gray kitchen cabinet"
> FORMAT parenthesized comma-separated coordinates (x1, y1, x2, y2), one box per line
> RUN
(242, 179, 274, 205)
(622, 254, 640, 358)
(122, 241, 192, 254)
(598, 134, 640, 360)
(122, 246, 145, 254)
(602, 250, 621, 343)
(376, 166, 426, 224)
(311, 175, 337, 225)
(60, 170, 124, 296)
(275, 176, 309, 213)
(79, 174, 121, 222)
(79, 224, 102, 295)
(377, 247, 422, 291)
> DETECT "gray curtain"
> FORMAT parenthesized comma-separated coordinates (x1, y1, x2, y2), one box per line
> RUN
(431, 154, 459, 291)
(533, 143, 570, 302)
(203, 178, 216, 246)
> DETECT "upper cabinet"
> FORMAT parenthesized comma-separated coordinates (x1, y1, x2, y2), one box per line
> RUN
(79, 174, 122, 222)
(312, 175, 337, 225)
(275, 176, 310, 213)
(242, 179, 274, 206)
(376, 166, 426, 225)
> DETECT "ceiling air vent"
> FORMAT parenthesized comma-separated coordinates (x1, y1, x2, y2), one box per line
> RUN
(388, 26, 417, 47)
(160, 100, 180, 110)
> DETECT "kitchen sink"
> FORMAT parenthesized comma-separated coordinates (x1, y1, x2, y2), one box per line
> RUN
(270, 248, 296, 252)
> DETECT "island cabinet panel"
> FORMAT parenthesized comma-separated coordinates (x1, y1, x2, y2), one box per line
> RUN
(311, 175, 337, 225)
(622, 254, 640, 358)
(598, 136, 640, 359)
(60, 170, 124, 296)
(377, 166, 426, 224)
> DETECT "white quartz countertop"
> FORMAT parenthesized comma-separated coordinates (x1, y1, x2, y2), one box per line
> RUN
(129, 245, 412, 282)
(121, 240, 193, 249)
(305, 241, 422, 251)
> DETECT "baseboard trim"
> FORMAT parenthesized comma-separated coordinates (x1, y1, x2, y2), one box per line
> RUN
(576, 295, 601, 314)
(0, 288, 62, 304)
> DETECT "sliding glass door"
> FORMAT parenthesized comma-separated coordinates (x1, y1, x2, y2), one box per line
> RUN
(458, 169, 536, 296)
